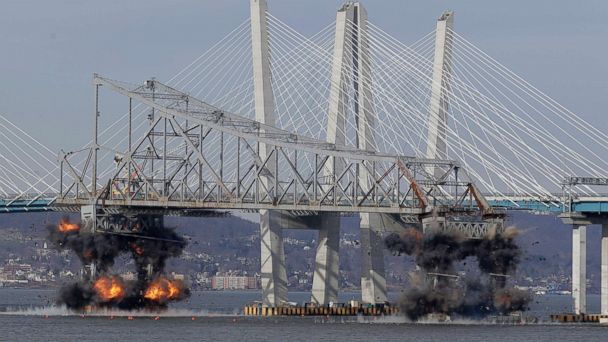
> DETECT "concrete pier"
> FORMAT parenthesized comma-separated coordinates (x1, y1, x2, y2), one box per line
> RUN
(260, 210, 288, 306)
(560, 212, 608, 316)
(80, 204, 98, 280)
(602, 224, 608, 314)
(572, 225, 587, 314)
(311, 214, 340, 305)
(361, 213, 387, 304)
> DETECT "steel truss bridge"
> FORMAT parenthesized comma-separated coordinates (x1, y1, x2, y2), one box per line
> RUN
(56, 75, 489, 217)
(0, 0, 607, 313)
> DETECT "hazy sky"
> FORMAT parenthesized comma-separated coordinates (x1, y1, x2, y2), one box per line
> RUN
(1, 0, 607, 151)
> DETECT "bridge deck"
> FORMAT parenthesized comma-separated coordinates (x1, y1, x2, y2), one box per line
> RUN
(2, 197, 608, 215)
(488, 198, 608, 214)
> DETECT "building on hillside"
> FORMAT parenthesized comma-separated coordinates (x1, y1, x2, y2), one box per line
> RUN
(211, 274, 259, 290)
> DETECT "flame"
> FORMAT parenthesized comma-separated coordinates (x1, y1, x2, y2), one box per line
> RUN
(58, 218, 80, 233)
(93, 275, 126, 302)
(144, 277, 182, 302)
(130, 242, 144, 256)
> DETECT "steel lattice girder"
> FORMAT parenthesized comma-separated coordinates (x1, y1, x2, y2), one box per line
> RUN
(56, 75, 487, 216)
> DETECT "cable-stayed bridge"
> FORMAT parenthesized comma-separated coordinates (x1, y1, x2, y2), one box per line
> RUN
(0, 1, 606, 315)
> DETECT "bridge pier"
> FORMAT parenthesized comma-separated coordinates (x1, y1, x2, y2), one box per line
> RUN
(602, 224, 608, 314)
(311, 214, 340, 305)
(360, 213, 387, 304)
(572, 225, 587, 314)
(259, 211, 342, 307)
(80, 204, 98, 280)
(260, 210, 288, 307)
(559, 213, 608, 315)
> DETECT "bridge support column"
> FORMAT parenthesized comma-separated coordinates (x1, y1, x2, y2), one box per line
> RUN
(602, 224, 608, 315)
(311, 214, 340, 305)
(80, 204, 98, 280)
(251, 0, 285, 307)
(260, 210, 288, 307)
(572, 225, 587, 314)
(361, 213, 387, 304)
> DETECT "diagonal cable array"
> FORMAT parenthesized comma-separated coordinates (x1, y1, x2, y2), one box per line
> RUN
(262, 13, 608, 203)
(3, 9, 607, 208)
(0, 115, 58, 201)
(343, 21, 608, 202)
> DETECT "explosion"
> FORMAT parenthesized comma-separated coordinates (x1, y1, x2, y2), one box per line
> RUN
(385, 227, 532, 321)
(93, 276, 126, 302)
(47, 216, 189, 311)
(144, 277, 183, 302)
(58, 217, 80, 233)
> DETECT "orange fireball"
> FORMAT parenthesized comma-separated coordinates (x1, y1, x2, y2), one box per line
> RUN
(93, 275, 126, 302)
(58, 218, 80, 233)
(144, 277, 182, 302)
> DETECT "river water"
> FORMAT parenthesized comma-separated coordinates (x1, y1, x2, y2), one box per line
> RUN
(0, 289, 606, 341)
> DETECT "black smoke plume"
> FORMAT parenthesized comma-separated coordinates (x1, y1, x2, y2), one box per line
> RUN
(47, 217, 189, 311)
(385, 227, 531, 320)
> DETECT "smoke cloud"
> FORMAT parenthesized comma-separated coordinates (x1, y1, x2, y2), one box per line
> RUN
(48, 217, 190, 311)
(385, 227, 531, 321)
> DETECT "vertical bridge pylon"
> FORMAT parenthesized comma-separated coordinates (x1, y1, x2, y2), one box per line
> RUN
(328, 2, 387, 304)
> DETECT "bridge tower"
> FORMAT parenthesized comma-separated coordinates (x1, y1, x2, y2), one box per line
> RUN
(421, 11, 456, 238)
(426, 11, 454, 177)
(326, 2, 386, 304)
(251, 0, 288, 307)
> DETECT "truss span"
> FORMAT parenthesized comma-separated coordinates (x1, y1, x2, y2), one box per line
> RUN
(55, 75, 488, 217)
